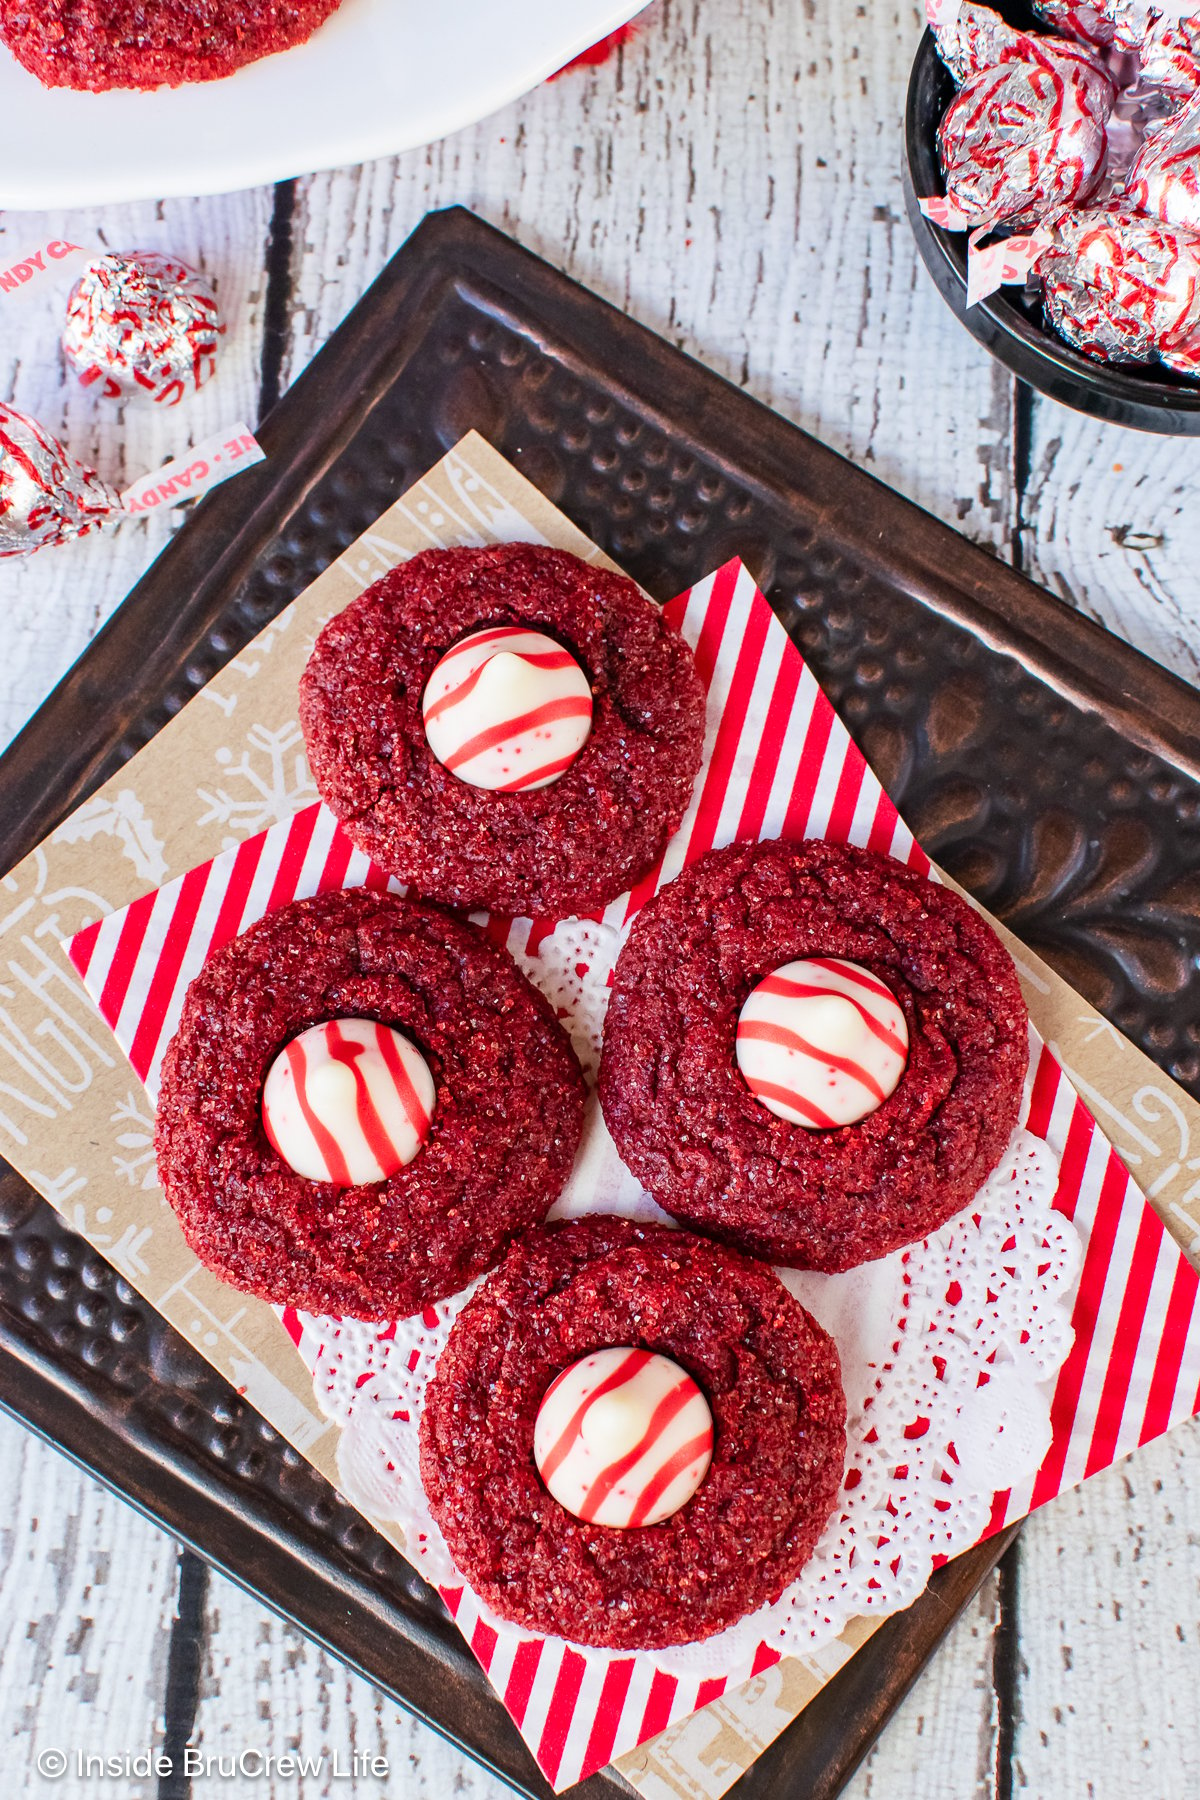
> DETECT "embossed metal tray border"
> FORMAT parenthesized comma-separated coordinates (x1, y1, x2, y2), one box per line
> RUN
(2, 207, 1199, 1800)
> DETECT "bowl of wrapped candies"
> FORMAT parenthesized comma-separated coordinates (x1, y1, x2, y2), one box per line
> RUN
(903, 0, 1200, 432)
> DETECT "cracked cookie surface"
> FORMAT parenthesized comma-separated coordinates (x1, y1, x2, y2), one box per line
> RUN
(155, 888, 585, 1319)
(419, 1216, 847, 1649)
(298, 543, 706, 917)
(598, 838, 1029, 1270)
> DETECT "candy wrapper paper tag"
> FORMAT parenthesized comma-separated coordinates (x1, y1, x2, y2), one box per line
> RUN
(5, 434, 1200, 1800)
(966, 227, 1051, 304)
(120, 425, 263, 515)
(920, 193, 975, 231)
(0, 405, 264, 558)
(0, 237, 92, 302)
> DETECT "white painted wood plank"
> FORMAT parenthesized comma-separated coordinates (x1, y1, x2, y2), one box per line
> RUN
(0, 1409, 179, 1796)
(285, 0, 1016, 556)
(195, 1567, 511, 1797)
(0, 190, 273, 749)
(1013, 1418, 1200, 1800)
(1021, 407, 1200, 688)
(1013, 368, 1200, 1800)
(190, 1566, 1004, 1800)
(0, 185, 273, 1796)
(845, 1575, 1003, 1800)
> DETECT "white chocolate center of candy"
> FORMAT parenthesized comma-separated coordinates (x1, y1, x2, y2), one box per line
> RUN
(422, 626, 592, 791)
(736, 957, 908, 1129)
(533, 1347, 713, 1529)
(262, 1018, 435, 1186)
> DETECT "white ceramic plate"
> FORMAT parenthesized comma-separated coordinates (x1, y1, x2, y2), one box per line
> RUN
(0, 0, 647, 209)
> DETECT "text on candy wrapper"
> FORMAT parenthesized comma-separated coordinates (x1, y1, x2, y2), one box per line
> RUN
(120, 430, 265, 515)
(0, 241, 84, 293)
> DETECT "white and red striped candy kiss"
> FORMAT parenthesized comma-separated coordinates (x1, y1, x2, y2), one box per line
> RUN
(736, 957, 908, 1129)
(262, 1018, 435, 1186)
(422, 626, 593, 791)
(533, 1346, 713, 1529)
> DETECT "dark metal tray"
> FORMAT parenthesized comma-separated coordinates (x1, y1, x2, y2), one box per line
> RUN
(2, 206, 1199, 1800)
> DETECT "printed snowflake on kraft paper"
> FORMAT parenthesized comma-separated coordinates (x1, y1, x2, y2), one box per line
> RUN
(38, 1181, 155, 1281)
(111, 1089, 161, 1191)
(196, 722, 317, 847)
(52, 790, 168, 886)
(69, 1202, 154, 1281)
(199, 613, 299, 719)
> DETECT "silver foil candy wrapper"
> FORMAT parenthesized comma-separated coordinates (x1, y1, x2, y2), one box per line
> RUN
(934, 0, 1117, 82)
(1032, 0, 1150, 52)
(1128, 93, 1200, 229)
(937, 48, 1114, 227)
(0, 402, 119, 558)
(935, 0, 1122, 82)
(1139, 13, 1200, 98)
(62, 251, 224, 406)
(934, 0, 1023, 80)
(1038, 203, 1200, 374)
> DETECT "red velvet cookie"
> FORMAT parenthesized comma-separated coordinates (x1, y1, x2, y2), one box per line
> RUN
(419, 1216, 847, 1650)
(598, 839, 1029, 1271)
(154, 888, 585, 1320)
(298, 544, 706, 918)
(0, 0, 343, 89)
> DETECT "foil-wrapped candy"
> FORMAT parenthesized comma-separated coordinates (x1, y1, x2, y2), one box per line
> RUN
(0, 402, 119, 558)
(938, 47, 1115, 227)
(62, 251, 224, 406)
(933, 0, 1024, 80)
(1037, 203, 1200, 372)
(1139, 13, 1200, 97)
(1127, 93, 1200, 228)
(933, 0, 1116, 83)
(1031, 0, 1149, 51)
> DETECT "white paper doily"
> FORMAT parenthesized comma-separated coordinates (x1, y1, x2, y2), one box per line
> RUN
(297, 916, 1081, 1683)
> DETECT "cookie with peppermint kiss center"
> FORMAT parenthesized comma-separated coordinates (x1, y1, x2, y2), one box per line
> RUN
(298, 543, 706, 917)
(420, 1216, 846, 1650)
(598, 837, 1029, 1271)
(154, 887, 585, 1319)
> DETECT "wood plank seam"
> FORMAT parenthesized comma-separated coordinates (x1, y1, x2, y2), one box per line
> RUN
(259, 181, 299, 424)
(158, 1549, 210, 1800)
(1011, 383, 1036, 580)
(993, 1541, 1020, 1800)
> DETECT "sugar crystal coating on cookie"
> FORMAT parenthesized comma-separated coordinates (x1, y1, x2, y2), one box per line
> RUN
(599, 838, 1028, 1271)
(154, 888, 585, 1319)
(299, 544, 706, 916)
(0, 0, 345, 90)
(420, 1216, 846, 1650)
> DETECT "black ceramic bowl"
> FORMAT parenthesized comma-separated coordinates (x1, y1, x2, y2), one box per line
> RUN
(903, 4, 1200, 435)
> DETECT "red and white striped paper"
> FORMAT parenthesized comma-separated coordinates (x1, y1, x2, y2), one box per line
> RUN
(65, 560, 1200, 1791)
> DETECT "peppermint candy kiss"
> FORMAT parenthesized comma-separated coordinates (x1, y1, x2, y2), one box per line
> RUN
(62, 252, 224, 406)
(262, 1019, 435, 1186)
(534, 1347, 714, 1529)
(736, 957, 909, 1129)
(422, 626, 593, 791)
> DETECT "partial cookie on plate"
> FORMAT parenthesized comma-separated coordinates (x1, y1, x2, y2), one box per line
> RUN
(0, 0, 346, 89)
